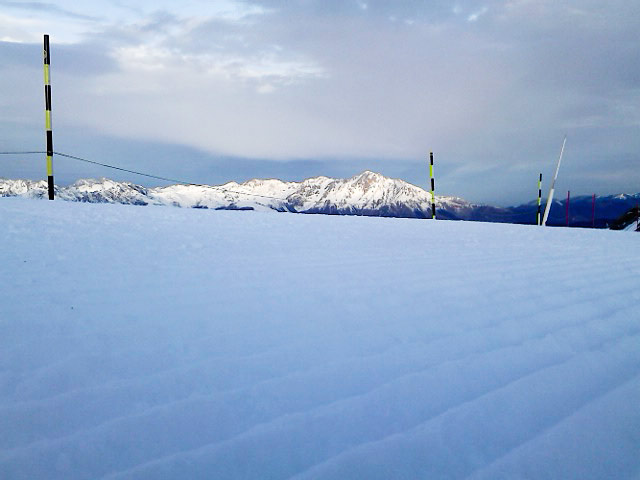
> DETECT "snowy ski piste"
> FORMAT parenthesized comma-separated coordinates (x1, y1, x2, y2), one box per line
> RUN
(1, 197, 639, 480)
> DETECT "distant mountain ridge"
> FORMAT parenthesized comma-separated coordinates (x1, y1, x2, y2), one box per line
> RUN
(1, 172, 638, 227)
(609, 206, 640, 231)
(0, 172, 472, 219)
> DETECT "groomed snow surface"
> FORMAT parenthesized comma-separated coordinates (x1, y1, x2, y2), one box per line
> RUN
(1, 197, 639, 480)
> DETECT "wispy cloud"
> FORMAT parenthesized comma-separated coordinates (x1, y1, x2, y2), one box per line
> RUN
(467, 6, 488, 22)
(98, 9, 325, 92)
(0, 1, 100, 21)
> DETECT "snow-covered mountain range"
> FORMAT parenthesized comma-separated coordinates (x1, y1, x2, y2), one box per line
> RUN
(2, 172, 638, 226)
(0, 171, 474, 219)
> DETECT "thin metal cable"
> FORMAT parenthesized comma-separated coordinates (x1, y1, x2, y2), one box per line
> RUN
(53, 151, 286, 201)
(2, 150, 286, 200)
(0, 151, 47, 155)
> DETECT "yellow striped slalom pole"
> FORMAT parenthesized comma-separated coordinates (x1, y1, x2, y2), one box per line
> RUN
(537, 173, 542, 225)
(43, 34, 54, 200)
(429, 151, 436, 219)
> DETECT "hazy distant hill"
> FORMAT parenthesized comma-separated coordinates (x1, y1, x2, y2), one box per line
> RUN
(609, 206, 640, 231)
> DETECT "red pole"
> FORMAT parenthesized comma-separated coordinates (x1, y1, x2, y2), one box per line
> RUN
(591, 194, 596, 228)
(566, 190, 570, 226)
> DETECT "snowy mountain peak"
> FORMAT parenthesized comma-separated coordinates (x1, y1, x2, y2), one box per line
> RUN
(2, 178, 55, 198)
(351, 170, 385, 184)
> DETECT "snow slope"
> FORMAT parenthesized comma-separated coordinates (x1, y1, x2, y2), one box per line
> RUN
(1, 198, 639, 480)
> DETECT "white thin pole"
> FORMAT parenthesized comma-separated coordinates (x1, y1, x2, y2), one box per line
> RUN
(542, 136, 567, 226)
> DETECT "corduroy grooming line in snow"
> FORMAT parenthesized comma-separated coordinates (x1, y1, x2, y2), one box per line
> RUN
(429, 151, 436, 219)
(43, 35, 54, 200)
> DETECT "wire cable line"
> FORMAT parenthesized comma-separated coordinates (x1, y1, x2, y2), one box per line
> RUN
(0, 151, 47, 155)
(1, 150, 287, 201)
(54, 151, 287, 201)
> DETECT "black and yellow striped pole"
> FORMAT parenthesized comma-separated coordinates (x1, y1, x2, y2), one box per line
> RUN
(537, 173, 542, 225)
(429, 151, 436, 219)
(43, 34, 54, 200)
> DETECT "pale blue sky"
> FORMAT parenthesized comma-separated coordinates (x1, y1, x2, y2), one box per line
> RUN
(1, 0, 639, 204)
